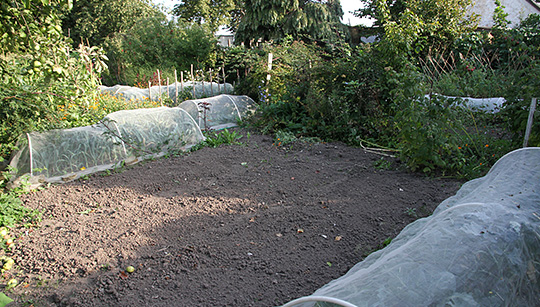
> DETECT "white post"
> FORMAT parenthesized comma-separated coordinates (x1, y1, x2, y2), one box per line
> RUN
(222, 64, 226, 94)
(157, 69, 162, 106)
(265, 52, 273, 102)
(191, 65, 195, 98)
(166, 77, 170, 99)
(174, 69, 178, 103)
(148, 81, 152, 101)
(523, 97, 538, 147)
(181, 71, 184, 92)
(209, 69, 213, 97)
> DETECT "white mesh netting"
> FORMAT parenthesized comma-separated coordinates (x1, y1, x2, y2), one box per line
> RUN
(8, 93, 255, 183)
(100, 81, 234, 104)
(285, 147, 540, 307)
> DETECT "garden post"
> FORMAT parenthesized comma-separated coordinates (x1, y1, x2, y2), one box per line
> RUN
(157, 69, 162, 106)
(222, 64, 226, 94)
(175, 70, 178, 103)
(523, 98, 537, 147)
(210, 69, 213, 96)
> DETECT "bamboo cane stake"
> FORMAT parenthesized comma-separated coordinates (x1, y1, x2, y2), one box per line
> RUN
(523, 98, 538, 147)
(174, 69, 178, 103)
(157, 69, 162, 106)
(222, 64, 226, 94)
(210, 69, 213, 97)
(191, 66, 195, 98)
(166, 77, 170, 100)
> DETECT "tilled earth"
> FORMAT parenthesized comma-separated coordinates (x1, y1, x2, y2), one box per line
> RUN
(5, 129, 462, 306)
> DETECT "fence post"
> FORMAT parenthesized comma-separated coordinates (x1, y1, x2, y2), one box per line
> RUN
(181, 71, 184, 92)
(210, 69, 213, 97)
(222, 64, 226, 94)
(167, 77, 170, 99)
(191, 64, 195, 98)
(157, 69, 162, 106)
(523, 97, 538, 147)
(148, 81, 152, 102)
(174, 69, 178, 103)
(265, 52, 273, 102)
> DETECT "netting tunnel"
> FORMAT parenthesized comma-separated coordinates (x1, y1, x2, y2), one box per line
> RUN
(284, 147, 540, 307)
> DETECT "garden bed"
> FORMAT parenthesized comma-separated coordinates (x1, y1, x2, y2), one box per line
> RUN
(7, 129, 461, 306)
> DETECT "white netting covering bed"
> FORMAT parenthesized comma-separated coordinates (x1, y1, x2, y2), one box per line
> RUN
(100, 81, 234, 104)
(8, 94, 255, 184)
(285, 147, 540, 307)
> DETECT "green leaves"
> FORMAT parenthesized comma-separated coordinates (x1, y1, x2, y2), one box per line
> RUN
(0, 192, 42, 228)
(173, 0, 241, 32)
(236, 0, 345, 45)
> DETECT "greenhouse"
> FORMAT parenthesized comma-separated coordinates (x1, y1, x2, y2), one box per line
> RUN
(283, 147, 540, 307)
(8, 93, 255, 184)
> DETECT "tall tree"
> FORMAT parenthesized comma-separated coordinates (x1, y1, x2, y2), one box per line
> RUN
(61, 0, 156, 47)
(235, 0, 344, 45)
(172, 0, 245, 33)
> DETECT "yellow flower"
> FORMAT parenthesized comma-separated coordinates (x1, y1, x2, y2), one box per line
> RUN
(80, 166, 86, 171)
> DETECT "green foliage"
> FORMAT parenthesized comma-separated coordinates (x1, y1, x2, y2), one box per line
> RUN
(191, 129, 243, 150)
(103, 15, 218, 86)
(0, 188, 41, 227)
(374, 0, 477, 58)
(0, 43, 122, 159)
(239, 3, 523, 180)
(493, 0, 510, 29)
(0, 0, 71, 54)
(204, 129, 243, 147)
(236, 0, 346, 45)
(60, 0, 156, 47)
(173, 0, 244, 32)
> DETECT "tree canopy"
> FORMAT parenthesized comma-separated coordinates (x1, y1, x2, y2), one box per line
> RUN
(61, 0, 157, 47)
(368, 0, 477, 57)
(235, 0, 344, 45)
(172, 0, 245, 33)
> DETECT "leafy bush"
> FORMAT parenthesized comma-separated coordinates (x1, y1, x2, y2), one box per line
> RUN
(102, 14, 218, 86)
(0, 193, 41, 228)
(395, 94, 511, 178)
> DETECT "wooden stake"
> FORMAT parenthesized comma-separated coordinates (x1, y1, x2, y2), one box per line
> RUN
(166, 77, 170, 99)
(148, 81, 152, 101)
(523, 97, 538, 147)
(157, 69, 162, 106)
(180, 71, 184, 92)
(174, 69, 178, 103)
(218, 70, 221, 93)
(209, 69, 213, 96)
(191, 66, 195, 98)
(265, 53, 273, 102)
(222, 64, 226, 94)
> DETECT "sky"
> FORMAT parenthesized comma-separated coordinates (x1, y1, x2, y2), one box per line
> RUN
(155, 0, 373, 27)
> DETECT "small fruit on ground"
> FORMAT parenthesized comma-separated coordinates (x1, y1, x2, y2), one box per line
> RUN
(7, 278, 18, 288)
(126, 266, 135, 273)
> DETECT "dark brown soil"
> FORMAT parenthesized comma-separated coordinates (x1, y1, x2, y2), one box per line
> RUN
(5, 129, 462, 306)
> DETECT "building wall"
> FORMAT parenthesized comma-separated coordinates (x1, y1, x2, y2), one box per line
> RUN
(469, 0, 540, 28)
